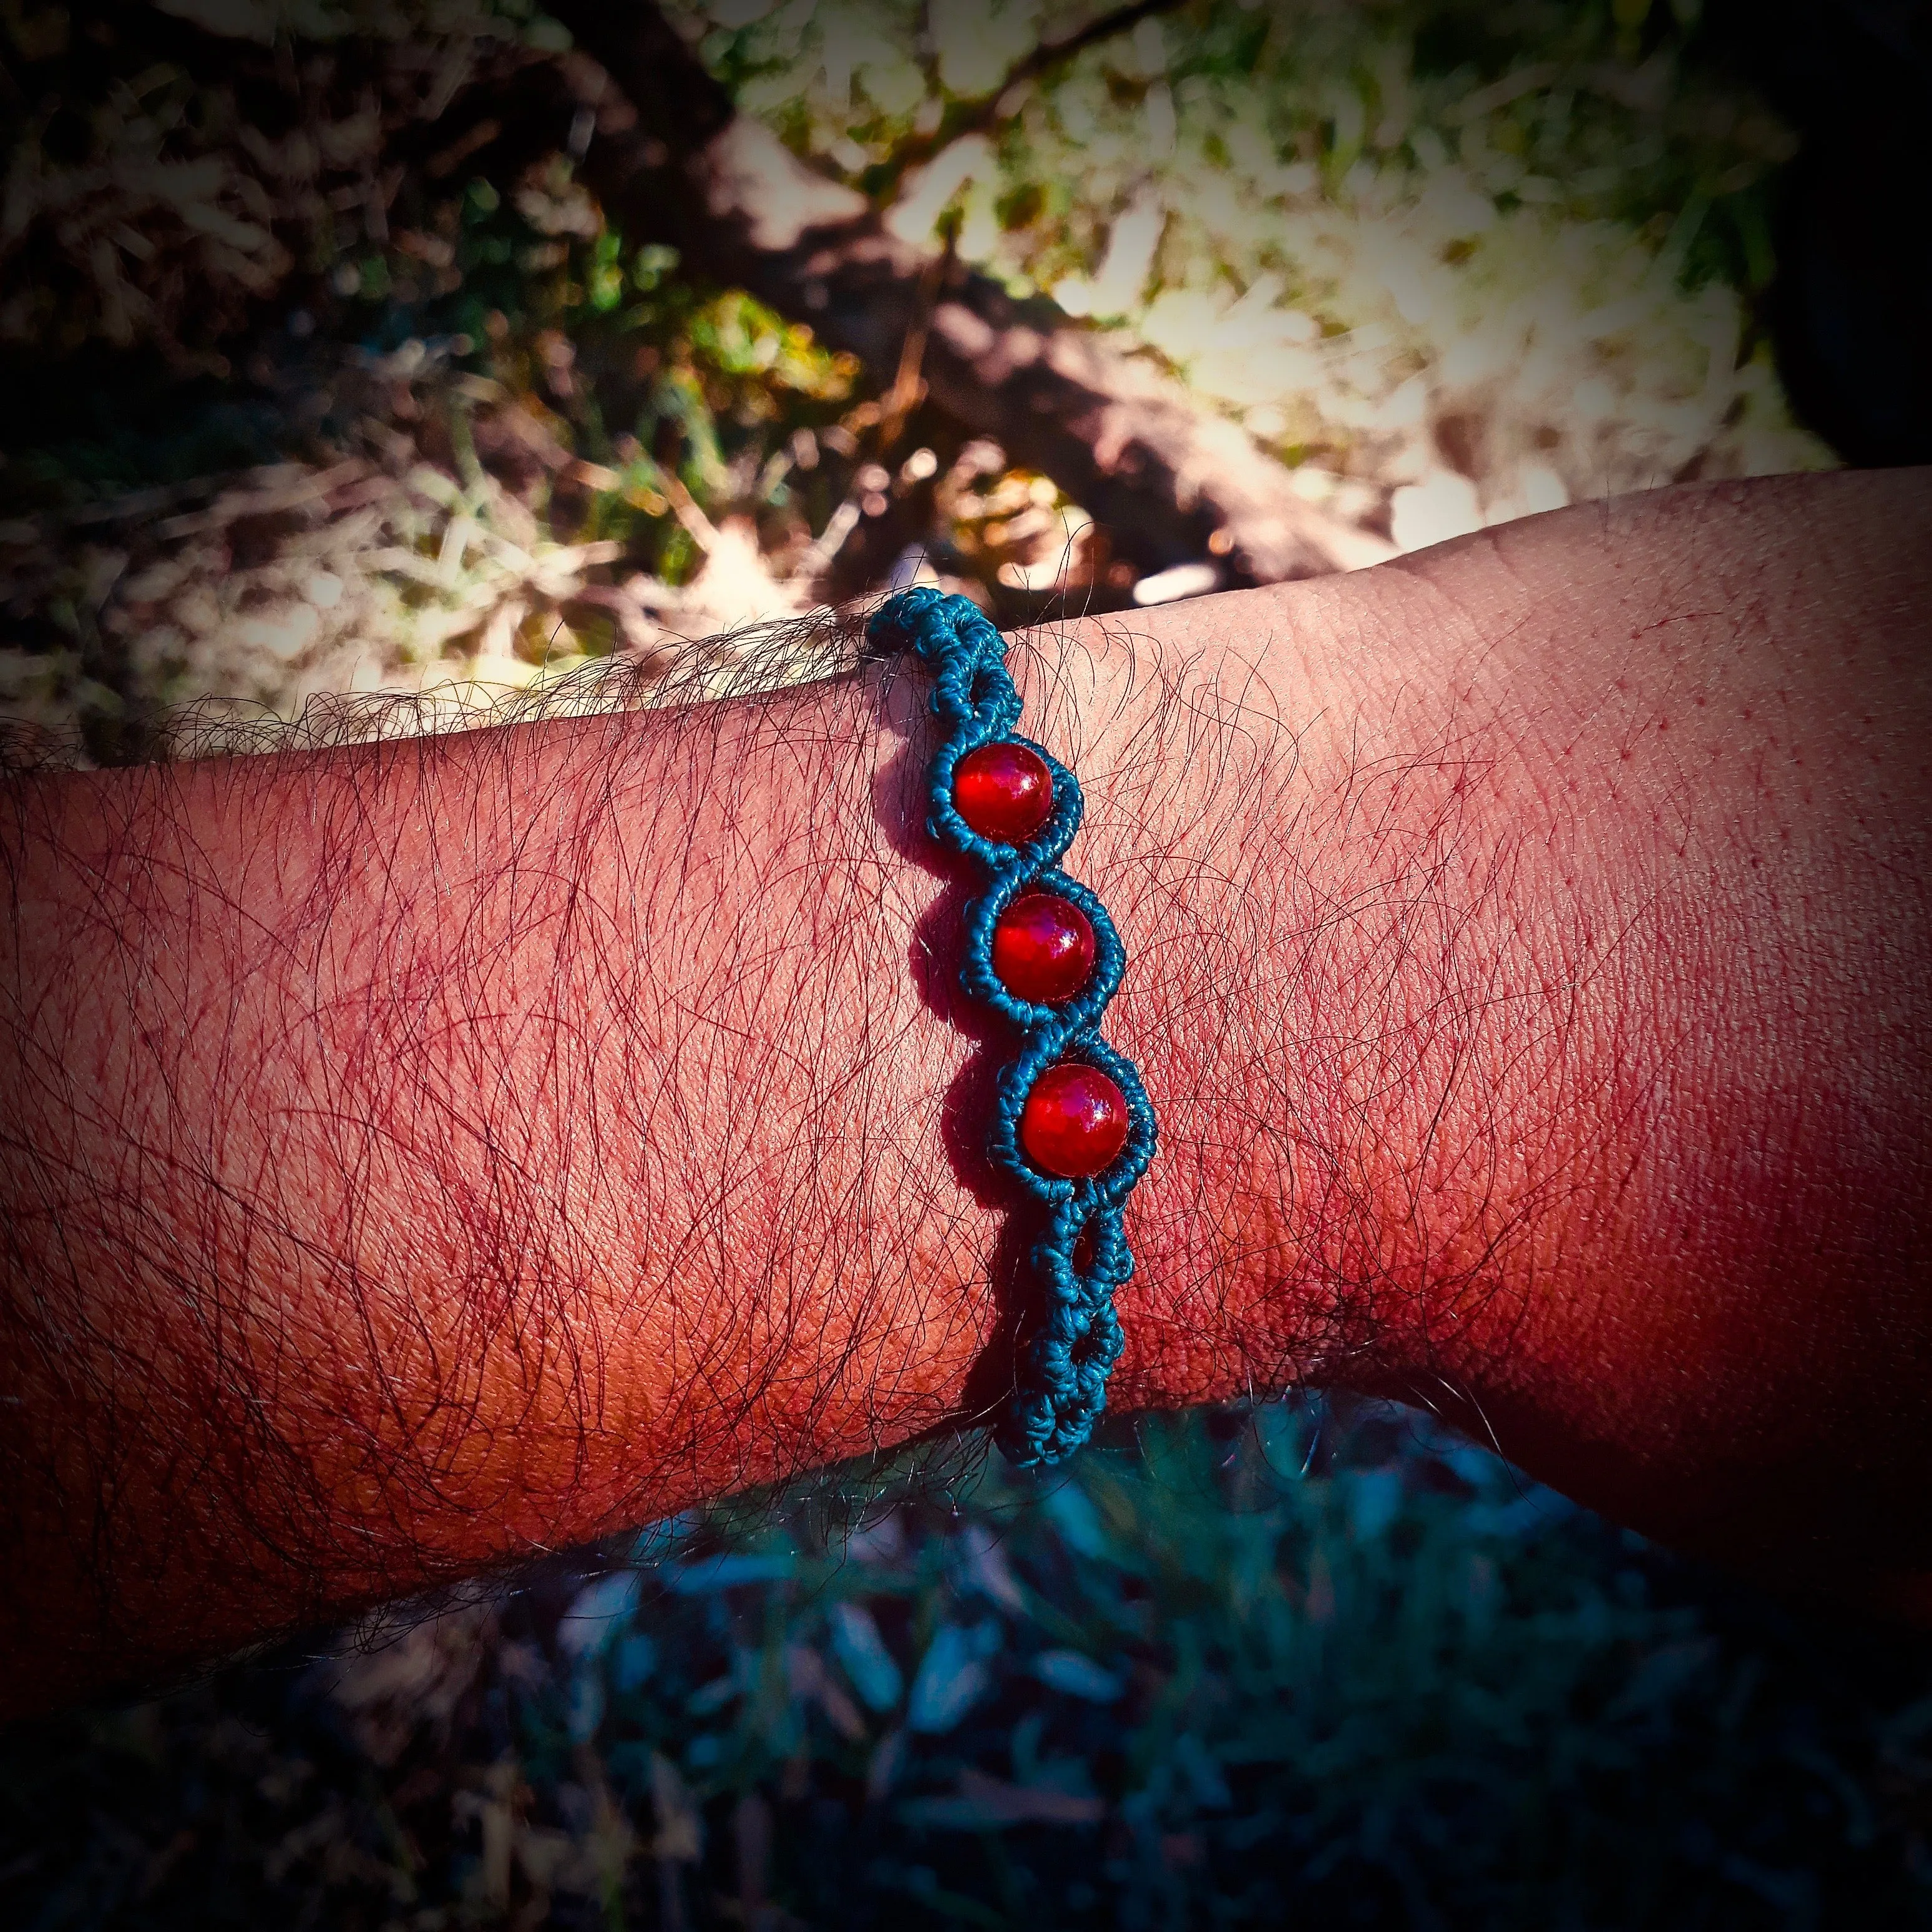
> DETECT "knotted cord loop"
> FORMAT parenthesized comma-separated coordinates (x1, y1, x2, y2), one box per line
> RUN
(871, 587, 1156, 1465)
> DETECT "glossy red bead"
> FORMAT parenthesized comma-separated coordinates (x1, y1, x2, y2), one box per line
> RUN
(953, 742, 1053, 844)
(1020, 1063, 1130, 1178)
(993, 892, 1096, 1004)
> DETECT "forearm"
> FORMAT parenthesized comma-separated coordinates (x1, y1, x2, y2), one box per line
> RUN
(1103, 472, 1932, 1611)
(4, 470, 1929, 1717)
(1, 661, 1007, 1707)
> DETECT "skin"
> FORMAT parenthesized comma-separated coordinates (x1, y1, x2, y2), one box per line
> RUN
(1, 469, 1928, 1723)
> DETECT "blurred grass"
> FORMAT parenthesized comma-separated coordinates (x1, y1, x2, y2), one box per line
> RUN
(4, 1400, 1930, 1928)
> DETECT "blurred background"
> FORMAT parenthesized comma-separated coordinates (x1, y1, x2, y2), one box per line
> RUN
(2, 1, 1930, 1925)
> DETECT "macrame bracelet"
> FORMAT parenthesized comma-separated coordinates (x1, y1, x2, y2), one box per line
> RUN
(870, 587, 1156, 1467)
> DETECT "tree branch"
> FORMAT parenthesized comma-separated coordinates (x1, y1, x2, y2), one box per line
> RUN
(872, 0, 1192, 198)
(543, 0, 1391, 588)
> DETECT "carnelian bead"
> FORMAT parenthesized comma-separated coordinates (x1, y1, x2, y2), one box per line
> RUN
(1020, 1063, 1130, 1178)
(993, 892, 1096, 1004)
(953, 742, 1053, 843)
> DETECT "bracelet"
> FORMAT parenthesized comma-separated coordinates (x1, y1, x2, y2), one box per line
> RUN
(870, 588, 1156, 1467)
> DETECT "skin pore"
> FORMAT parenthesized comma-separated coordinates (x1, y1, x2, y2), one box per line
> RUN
(2, 470, 1929, 1722)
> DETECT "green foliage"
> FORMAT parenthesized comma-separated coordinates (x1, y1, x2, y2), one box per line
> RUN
(2, 0, 1831, 748)
(710, 0, 1787, 296)
(327, 149, 859, 536)
(696, 0, 1817, 486)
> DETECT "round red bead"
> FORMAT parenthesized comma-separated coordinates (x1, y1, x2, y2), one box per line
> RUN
(993, 892, 1096, 1004)
(1020, 1063, 1130, 1178)
(953, 742, 1053, 844)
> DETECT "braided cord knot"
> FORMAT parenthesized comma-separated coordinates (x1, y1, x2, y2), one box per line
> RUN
(871, 587, 1156, 1465)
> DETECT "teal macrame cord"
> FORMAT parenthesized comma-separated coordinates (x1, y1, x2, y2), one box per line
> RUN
(870, 587, 1157, 1467)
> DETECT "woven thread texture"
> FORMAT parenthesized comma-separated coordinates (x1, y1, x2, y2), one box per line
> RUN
(871, 588, 1156, 1465)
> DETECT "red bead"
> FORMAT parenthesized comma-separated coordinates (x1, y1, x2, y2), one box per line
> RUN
(953, 742, 1053, 844)
(1020, 1063, 1130, 1179)
(993, 892, 1096, 1004)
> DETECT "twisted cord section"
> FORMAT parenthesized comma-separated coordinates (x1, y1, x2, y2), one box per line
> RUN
(870, 587, 1156, 1466)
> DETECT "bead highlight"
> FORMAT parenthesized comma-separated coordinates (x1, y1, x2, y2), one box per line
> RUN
(993, 892, 1096, 1004)
(1021, 1063, 1131, 1178)
(954, 741, 1053, 844)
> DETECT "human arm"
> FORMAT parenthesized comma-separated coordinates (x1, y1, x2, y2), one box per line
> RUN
(4, 469, 1929, 1720)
